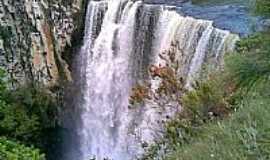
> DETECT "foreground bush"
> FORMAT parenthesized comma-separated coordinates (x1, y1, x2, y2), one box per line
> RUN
(0, 137, 45, 160)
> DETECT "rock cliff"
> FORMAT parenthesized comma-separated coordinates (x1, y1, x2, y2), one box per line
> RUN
(0, 0, 86, 86)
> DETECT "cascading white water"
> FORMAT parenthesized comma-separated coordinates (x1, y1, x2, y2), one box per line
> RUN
(71, 0, 239, 159)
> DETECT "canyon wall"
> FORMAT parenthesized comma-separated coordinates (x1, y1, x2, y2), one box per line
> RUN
(0, 0, 86, 86)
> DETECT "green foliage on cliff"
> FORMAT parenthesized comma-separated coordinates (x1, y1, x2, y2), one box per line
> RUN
(227, 31, 270, 91)
(0, 137, 45, 160)
(0, 69, 61, 159)
(256, 0, 270, 16)
(1, 86, 59, 143)
(0, 70, 45, 159)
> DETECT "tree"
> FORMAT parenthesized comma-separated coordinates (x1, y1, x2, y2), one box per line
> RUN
(256, 0, 270, 17)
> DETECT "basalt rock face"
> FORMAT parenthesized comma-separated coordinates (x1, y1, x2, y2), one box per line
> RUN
(0, 0, 86, 86)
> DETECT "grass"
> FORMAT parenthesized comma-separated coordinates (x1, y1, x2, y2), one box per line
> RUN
(165, 91, 270, 160)
(141, 82, 270, 160)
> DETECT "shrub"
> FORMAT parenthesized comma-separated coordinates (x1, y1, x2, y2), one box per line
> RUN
(0, 85, 59, 144)
(0, 68, 62, 159)
(182, 76, 231, 122)
(256, 0, 270, 17)
(0, 137, 45, 160)
(226, 31, 270, 92)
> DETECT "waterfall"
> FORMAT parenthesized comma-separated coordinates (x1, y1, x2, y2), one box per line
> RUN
(68, 0, 239, 159)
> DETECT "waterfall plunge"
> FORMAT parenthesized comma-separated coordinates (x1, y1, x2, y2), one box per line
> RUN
(68, 0, 239, 159)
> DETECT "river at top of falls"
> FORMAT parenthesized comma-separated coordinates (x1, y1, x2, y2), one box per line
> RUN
(146, 0, 264, 36)
(64, 0, 240, 160)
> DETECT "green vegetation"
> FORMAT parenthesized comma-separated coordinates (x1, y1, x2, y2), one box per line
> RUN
(0, 137, 45, 160)
(227, 31, 270, 91)
(1, 85, 59, 145)
(255, 0, 270, 16)
(0, 70, 61, 159)
(163, 93, 270, 160)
